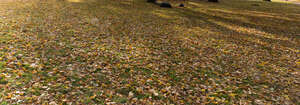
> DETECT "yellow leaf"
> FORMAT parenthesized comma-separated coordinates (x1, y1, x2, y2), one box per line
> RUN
(125, 84, 131, 87)
(161, 89, 167, 93)
(17, 72, 23, 76)
(90, 94, 97, 99)
(16, 81, 22, 85)
(284, 95, 290, 100)
(229, 93, 236, 97)
(101, 83, 107, 87)
(179, 100, 184, 103)
(100, 47, 105, 51)
(258, 62, 268, 66)
(12, 70, 18, 73)
(209, 97, 215, 100)
(32, 70, 37, 74)
(6, 94, 12, 99)
(17, 62, 22, 66)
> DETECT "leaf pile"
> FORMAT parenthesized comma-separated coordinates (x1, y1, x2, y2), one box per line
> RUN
(0, 0, 299, 104)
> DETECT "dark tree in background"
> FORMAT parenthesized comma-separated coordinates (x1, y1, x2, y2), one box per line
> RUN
(208, 0, 218, 2)
(147, 0, 157, 3)
(160, 2, 172, 8)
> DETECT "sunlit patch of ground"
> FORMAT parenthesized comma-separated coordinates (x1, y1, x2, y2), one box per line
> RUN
(67, 0, 84, 2)
(66, 0, 96, 3)
(263, 0, 300, 4)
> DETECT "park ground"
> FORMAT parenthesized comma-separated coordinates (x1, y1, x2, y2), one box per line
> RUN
(0, 0, 299, 104)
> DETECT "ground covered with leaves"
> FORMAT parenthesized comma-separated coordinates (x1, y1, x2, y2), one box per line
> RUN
(0, 0, 299, 104)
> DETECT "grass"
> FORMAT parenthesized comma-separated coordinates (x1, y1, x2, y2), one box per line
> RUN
(0, 0, 299, 104)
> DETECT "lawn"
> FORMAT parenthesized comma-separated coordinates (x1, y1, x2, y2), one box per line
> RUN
(0, 0, 299, 104)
